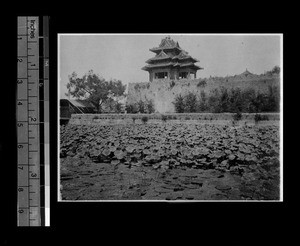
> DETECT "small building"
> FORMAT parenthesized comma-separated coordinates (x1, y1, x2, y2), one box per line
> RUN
(142, 36, 203, 82)
(60, 99, 95, 121)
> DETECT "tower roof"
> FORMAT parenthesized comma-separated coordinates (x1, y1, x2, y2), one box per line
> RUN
(145, 50, 171, 63)
(172, 50, 199, 62)
(142, 61, 203, 71)
(149, 36, 182, 53)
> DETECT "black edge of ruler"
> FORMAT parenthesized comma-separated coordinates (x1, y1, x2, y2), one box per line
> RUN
(39, 15, 45, 227)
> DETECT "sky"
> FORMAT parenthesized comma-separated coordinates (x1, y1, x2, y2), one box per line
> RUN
(58, 34, 281, 99)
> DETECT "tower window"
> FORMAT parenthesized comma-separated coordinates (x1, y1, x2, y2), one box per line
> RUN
(179, 72, 188, 79)
(155, 72, 168, 79)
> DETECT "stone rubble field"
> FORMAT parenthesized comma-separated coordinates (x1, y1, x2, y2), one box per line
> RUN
(60, 122, 280, 200)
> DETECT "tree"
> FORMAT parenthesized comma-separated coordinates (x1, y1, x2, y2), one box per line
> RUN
(173, 94, 185, 113)
(266, 85, 280, 112)
(184, 92, 197, 113)
(253, 93, 268, 112)
(199, 90, 208, 112)
(115, 102, 123, 113)
(266, 66, 280, 76)
(66, 70, 126, 113)
(208, 88, 221, 113)
(219, 87, 229, 112)
(104, 97, 116, 112)
(137, 100, 145, 113)
(125, 103, 138, 114)
(228, 88, 243, 113)
(146, 99, 155, 114)
(271, 66, 280, 75)
(242, 88, 257, 113)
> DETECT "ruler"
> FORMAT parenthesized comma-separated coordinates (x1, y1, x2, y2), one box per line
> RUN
(17, 16, 50, 226)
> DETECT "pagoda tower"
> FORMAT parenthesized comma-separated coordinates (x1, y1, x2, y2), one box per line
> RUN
(142, 36, 203, 82)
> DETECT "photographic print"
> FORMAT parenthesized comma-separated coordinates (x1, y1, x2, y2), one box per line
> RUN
(58, 34, 282, 201)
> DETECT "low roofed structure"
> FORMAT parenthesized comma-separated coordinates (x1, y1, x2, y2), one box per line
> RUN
(60, 99, 96, 120)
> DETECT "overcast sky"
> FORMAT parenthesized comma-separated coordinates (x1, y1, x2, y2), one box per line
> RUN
(58, 34, 281, 99)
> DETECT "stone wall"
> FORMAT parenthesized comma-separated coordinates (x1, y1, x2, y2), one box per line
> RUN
(68, 113, 280, 125)
(127, 74, 280, 113)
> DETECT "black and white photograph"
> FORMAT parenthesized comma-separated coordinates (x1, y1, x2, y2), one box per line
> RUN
(58, 34, 282, 201)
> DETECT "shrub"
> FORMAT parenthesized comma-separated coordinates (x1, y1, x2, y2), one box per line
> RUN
(115, 102, 122, 113)
(232, 120, 237, 127)
(126, 104, 138, 114)
(233, 112, 242, 121)
(161, 115, 168, 122)
(141, 116, 148, 124)
(93, 115, 99, 120)
(254, 114, 269, 122)
(132, 116, 137, 123)
(146, 99, 155, 114)
(185, 116, 191, 120)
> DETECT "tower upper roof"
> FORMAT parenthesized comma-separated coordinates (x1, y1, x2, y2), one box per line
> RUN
(149, 36, 182, 54)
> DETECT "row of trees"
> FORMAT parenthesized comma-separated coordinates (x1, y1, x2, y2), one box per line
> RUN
(173, 86, 280, 113)
(125, 99, 155, 114)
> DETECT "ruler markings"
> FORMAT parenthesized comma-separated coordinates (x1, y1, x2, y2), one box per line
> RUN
(18, 16, 49, 227)
(18, 16, 43, 227)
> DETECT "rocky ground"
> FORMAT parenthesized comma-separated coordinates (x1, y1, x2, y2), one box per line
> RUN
(60, 122, 280, 201)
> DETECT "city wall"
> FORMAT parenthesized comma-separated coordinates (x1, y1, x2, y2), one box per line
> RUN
(126, 74, 280, 113)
